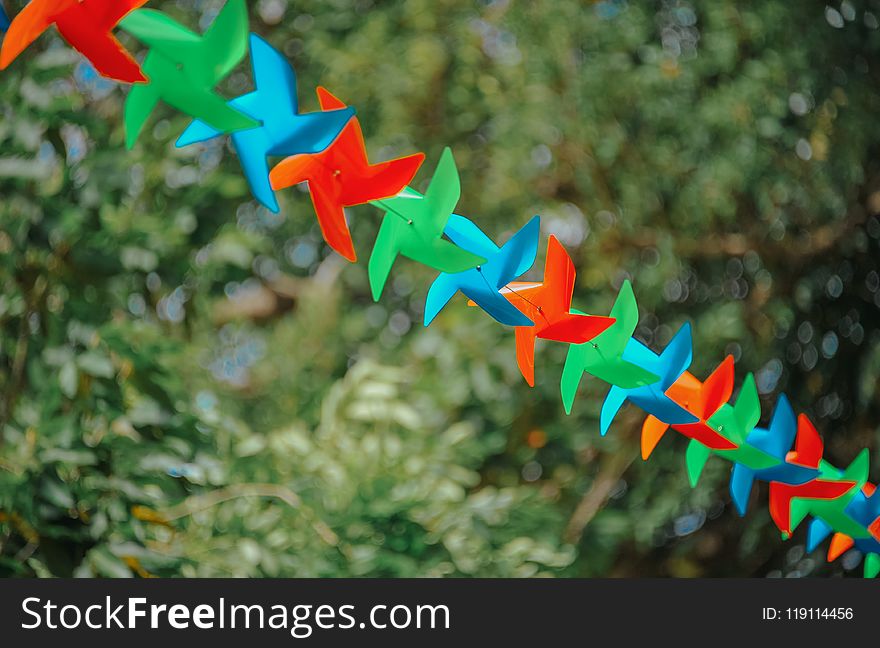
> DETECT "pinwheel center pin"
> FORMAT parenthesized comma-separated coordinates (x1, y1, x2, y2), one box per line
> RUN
(380, 203, 415, 226)
(501, 283, 549, 323)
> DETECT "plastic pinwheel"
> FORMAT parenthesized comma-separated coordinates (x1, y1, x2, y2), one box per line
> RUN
(269, 87, 425, 262)
(727, 397, 823, 515)
(686, 375, 784, 487)
(597, 324, 697, 434)
(840, 483, 880, 547)
(177, 34, 354, 214)
(119, 0, 257, 148)
(424, 215, 540, 327)
(803, 480, 880, 577)
(768, 450, 868, 538)
(639, 355, 737, 460)
(792, 451, 871, 539)
(0, 0, 149, 83)
(834, 485, 880, 577)
(494, 236, 615, 387)
(368, 147, 486, 300)
(560, 280, 660, 408)
(770, 451, 880, 576)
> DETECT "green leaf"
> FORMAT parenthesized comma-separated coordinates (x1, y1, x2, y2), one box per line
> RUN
(77, 351, 115, 379)
(87, 548, 133, 578)
(58, 361, 78, 398)
(41, 479, 75, 509)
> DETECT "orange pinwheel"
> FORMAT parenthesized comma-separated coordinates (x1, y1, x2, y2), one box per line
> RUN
(826, 533, 856, 562)
(269, 87, 425, 262)
(0, 0, 149, 83)
(640, 355, 738, 459)
(497, 236, 615, 386)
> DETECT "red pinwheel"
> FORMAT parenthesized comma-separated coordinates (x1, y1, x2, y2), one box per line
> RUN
(494, 236, 615, 386)
(768, 478, 856, 536)
(784, 413, 824, 469)
(640, 355, 739, 458)
(0, 0, 149, 83)
(269, 87, 425, 262)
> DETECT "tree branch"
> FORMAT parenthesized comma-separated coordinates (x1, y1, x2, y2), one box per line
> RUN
(158, 483, 339, 547)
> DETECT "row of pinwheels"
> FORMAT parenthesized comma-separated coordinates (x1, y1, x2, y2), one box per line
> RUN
(1, 0, 878, 577)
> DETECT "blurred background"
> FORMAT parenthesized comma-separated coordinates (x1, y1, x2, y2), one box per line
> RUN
(1, 0, 880, 577)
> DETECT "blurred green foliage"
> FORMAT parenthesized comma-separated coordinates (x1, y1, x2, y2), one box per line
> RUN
(1, 0, 879, 577)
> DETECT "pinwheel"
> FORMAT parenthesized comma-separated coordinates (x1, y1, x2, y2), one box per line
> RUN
(728, 397, 822, 515)
(768, 451, 868, 537)
(119, 0, 256, 148)
(177, 34, 355, 213)
(598, 324, 697, 434)
(561, 280, 660, 403)
(640, 356, 738, 459)
(425, 215, 540, 327)
(0, 0, 149, 83)
(270, 88, 424, 262)
(686, 375, 785, 486)
(368, 147, 485, 300)
(495, 236, 615, 387)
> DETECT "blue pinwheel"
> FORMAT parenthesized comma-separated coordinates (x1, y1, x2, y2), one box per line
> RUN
(600, 324, 697, 435)
(177, 33, 355, 213)
(424, 215, 540, 327)
(728, 395, 821, 516)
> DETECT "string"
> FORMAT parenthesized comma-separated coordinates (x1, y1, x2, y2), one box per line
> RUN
(372, 200, 414, 226)
(493, 276, 551, 326)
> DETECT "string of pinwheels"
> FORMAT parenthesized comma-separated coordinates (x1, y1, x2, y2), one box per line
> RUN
(1, 0, 877, 577)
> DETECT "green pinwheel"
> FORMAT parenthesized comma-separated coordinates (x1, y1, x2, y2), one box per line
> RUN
(560, 280, 659, 409)
(685, 374, 780, 486)
(368, 147, 486, 301)
(788, 451, 872, 539)
(119, 0, 257, 149)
